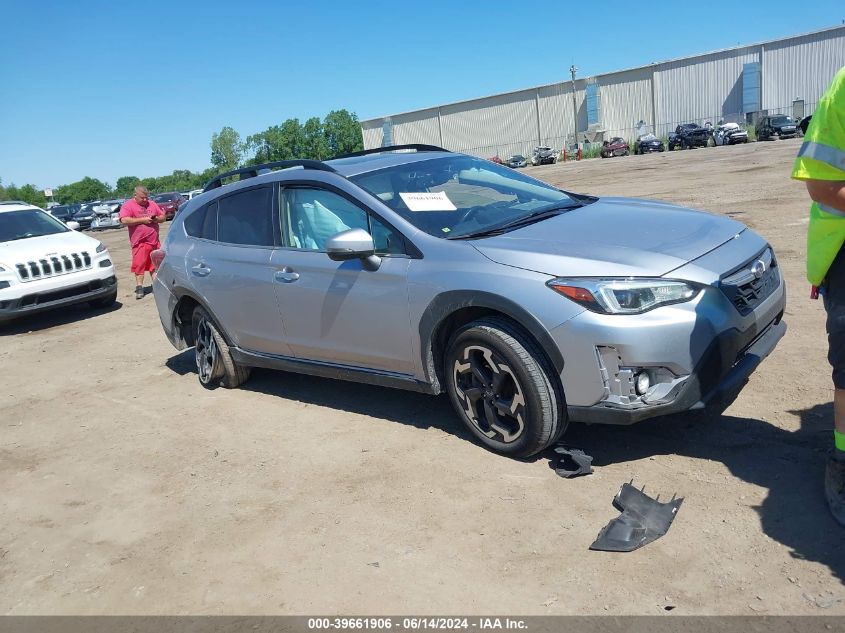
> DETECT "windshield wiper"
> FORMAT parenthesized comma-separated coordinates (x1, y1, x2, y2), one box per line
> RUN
(447, 203, 582, 240)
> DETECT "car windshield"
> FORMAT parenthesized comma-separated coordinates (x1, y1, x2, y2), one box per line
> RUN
(0, 209, 70, 242)
(639, 134, 657, 141)
(770, 116, 793, 125)
(681, 124, 698, 130)
(350, 155, 582, 239)
(510, 155, 525, 161)
(154, 193, 177, 202)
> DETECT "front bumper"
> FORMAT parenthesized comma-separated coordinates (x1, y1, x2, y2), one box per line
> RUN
(0, 275, 117, 323)
(567, 316, 785, 424)
(550, 245, 786, 424)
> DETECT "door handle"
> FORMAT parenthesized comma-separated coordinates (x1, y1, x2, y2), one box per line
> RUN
(191, 263, 211, 277)
(274, 267, 300, 283)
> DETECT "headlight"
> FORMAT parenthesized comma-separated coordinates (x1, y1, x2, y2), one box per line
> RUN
(96, 242, 107, 253)
(547, 278, 700, 314)
(0, 265, 6, 272)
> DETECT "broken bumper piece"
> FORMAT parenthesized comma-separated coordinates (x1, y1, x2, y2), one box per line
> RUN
(590, 482, 683, 552)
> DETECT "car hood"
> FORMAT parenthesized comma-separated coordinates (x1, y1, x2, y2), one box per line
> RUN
(0, 230, 99, 264)
(470, 197, 745, 277)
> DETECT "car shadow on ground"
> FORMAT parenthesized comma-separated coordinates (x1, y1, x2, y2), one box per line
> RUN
(0, 301, 123, 336)
(560, 403, 845, 584)
(167, 351, 845, 584)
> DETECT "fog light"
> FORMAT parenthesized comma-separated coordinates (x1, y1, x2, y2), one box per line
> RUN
(99, 259, 112, 267)
(635, 372, 651, 395)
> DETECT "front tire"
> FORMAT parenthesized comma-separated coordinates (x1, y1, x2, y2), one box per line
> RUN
(445, 317, 565, 457)
(191, 306, 251, 389)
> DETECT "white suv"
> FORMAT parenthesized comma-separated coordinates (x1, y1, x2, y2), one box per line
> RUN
(0, 202, 118, 324)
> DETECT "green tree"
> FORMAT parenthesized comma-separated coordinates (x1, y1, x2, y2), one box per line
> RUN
(54, 177, 113, 204)
(1, 181, 48, 208)
(210, 126, 243, 172)
(245, 118, 307, 164)
(303, 117, 329, 160)
(115, 176, 140, 198)
(323, 109, 363, 157)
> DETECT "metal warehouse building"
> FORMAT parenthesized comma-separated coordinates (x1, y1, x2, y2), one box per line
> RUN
(360, 25, 845, 159)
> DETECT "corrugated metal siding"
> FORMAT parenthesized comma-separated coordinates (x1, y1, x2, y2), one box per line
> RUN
(653, 47, 759, 137)
(538, 82, 570, 149)
(360, 26, 845, 152)
(361, 120, 384, 150)
(595, 68, 653, 141)
(391, 108, 442, 146)
(440, 90, 539, 158)
(763, 28, 845, 113)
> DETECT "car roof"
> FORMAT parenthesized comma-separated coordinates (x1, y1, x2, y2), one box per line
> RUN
(324, 150, 453, 177)
(0, 202, 42, 214)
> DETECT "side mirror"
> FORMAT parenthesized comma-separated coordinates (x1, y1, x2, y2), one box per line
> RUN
(66, 220, 80, 230)
(325, 227, 381, 271)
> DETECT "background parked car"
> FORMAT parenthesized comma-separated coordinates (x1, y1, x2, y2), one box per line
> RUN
(181, 189, 204, 201)
(633, 134, 665, 154)
(152, 192, 185, 220)
(713, 122, 748, 146)
(72, 202, 99, 229)
(600, 137, 629, 158)
(668, 123, 710, 150)
(90, 199, 124, 230)
(755, 115, 798, 140)
(488, 156, 504, 165)
(49, 203, 81, 223)
(505, 154, 528, 168)
(798, 115, 813, 136)
(531, 146, 558, 165)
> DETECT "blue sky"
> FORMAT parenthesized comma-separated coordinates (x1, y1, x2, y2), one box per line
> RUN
(1, 0, 842, 190)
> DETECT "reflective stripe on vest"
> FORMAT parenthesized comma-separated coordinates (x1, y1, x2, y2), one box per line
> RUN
(797, 141, 845, 171)
(820, 202, 845, 217)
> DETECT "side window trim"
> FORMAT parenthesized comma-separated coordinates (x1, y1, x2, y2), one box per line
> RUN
(277, 182, 411, 258)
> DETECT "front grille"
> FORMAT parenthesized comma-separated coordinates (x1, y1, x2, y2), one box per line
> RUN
(719, 248, 780, 316)
(14, 251, 92, 282)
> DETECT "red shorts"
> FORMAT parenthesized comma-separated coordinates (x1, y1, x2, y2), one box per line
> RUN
(131, 242, 158, 275)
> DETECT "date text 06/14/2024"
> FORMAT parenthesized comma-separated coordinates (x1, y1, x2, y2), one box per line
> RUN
(307, 618, 528, 630)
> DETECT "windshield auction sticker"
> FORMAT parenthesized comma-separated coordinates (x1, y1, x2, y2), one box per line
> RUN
(399, 191, 457, 212)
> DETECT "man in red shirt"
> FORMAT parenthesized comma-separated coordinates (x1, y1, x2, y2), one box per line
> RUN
(119, 185, 165, 299)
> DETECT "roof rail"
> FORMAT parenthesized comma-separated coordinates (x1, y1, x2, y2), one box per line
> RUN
(333, 144, 450, 160)
(203, 159, 337, 192)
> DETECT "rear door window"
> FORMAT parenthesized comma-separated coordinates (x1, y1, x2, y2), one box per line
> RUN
(184, 201, 218, 241)
(217, 187, 274, 246)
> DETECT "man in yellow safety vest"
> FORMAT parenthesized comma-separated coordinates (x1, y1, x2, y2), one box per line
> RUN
(792, 65, 845, 526)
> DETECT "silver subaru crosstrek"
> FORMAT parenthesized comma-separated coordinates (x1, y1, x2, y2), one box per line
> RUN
(152, 145, 786, 457)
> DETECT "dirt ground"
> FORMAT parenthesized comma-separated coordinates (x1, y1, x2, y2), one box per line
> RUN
(2, 138, 844, 616)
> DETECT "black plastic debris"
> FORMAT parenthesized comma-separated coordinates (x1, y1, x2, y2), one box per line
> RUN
(553, 446, 594, 478)
(590, 481, 683, 552)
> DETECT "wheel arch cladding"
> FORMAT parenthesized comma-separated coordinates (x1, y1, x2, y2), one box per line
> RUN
(419, 291, 564, 394)
(172, 289, 236, 349)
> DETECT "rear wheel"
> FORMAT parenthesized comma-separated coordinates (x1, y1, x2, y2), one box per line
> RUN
(445, 317, 565, 457)
(191, 306, 251, 389)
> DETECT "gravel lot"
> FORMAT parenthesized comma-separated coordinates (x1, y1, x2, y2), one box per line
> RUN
(2, 138, 844, 615)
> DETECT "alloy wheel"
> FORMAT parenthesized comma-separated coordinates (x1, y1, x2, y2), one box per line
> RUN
(195, 317, 221, 384)
(452, 344, 526, 443)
